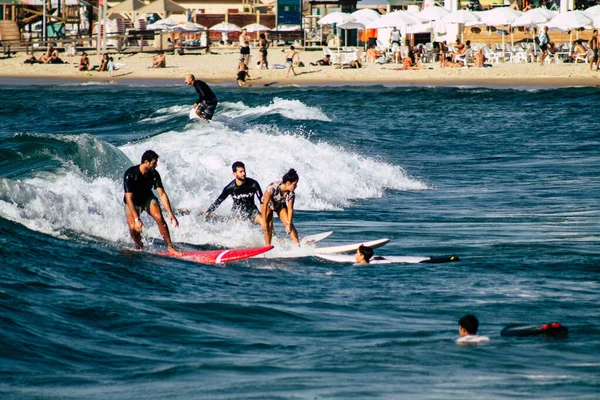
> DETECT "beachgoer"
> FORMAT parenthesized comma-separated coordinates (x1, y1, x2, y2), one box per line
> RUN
(184, 74, 218, 121)
(239, 28, 250, 65)
(510, 0, 520, 10)
(355, 245, 374, 264)
(108, 57, 115, 78)
(366, 44, 382, 63)
(237, 57, 250, 86)
(24, 53, 41, 64)
(474, 49, 486, 68)
(571, 40, 587, 63)
(98, 53, 109, 72)
(123, 150, 181, 256)
(310, 54, 332, 66)
(589, 29, 599, 71)
(40, 44, 58, 64)
(336, 60, 361, 69)
(390, 27, 401, 47)
(435, 41, 448, 68)
(538, 26, 551, 66)
(456, 314, 490, 345)
(203, 161, 264, 226)
(152, 52, 166, 68)
(78, 52, 92, 71)
(285, 46, 299, 77)
(258, 33, 269, 69)
(261, 168, 300, 246)
(401, 50, 421, 70)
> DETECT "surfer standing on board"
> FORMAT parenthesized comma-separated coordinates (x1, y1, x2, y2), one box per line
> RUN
(261, 169, 300, 246)
(202, 161, 265, 226)
(184, 74, 218, 121)
(123, 150, 182, 256)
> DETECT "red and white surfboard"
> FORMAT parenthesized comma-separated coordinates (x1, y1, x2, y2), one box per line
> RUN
(158, 246, 273, 265)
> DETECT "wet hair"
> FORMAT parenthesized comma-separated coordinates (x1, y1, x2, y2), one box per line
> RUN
(232, 161, 245, 172)
(459, 314, 479, 335)
(141, 150, 159, 164)
(357, 245, 374, 262)
(282, 168, 299, 184)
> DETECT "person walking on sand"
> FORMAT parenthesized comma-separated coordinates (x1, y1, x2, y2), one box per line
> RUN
(123, 150, 181, 256)
(261, 169, 300, 246)
(538, 26, 551, 66)
(285, 46, 299, 77)
(184, 74, 218, 121)
(107, 57, 115, 79)
(589, 29, 599, 71)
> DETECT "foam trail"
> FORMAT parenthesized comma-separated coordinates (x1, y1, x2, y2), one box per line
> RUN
(218, 98, 331, 122)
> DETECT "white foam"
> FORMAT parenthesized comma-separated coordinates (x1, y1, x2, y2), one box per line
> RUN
(0, 98, 427, 249)
(218, 97, 331, 121)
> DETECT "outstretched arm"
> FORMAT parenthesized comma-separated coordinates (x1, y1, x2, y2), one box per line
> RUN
(157, 187, 178, 228)
(205, 187, 230, 215)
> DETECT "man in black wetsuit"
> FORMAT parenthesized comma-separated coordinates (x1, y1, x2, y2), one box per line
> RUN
(203, 161, 264, 226)
(123, 150, 181, 255)
(184, 73, 218, 121)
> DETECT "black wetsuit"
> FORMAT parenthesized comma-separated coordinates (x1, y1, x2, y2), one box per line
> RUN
(206, 178, 263, 220)
(123, 165, 163, 207)
(193, 79, 218, 120)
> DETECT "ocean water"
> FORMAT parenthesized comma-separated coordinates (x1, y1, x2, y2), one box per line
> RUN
(0, 80, 599, 399)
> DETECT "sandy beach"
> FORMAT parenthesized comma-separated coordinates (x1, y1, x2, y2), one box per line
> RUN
(2, 48, 600, 87)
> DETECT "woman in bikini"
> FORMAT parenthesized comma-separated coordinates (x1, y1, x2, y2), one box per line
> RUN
(261, 169, 300, 246)
(259, 33, 270, 70)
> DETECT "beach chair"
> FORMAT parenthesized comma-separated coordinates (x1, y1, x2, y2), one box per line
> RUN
(483, 46, 501, 63)
(454, 48, 472, 65)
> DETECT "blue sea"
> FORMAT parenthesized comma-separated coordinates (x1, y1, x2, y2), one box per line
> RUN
(0, 80, 599, 399)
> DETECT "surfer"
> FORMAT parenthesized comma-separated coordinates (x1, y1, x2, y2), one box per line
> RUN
(456, 314, 490, 345)
(184, 74, 218, 121)
(261, 169, 300, 246)
(355, 245, 374, 264)
(202, 161, 265, 226)
(123, 150, 182, 256)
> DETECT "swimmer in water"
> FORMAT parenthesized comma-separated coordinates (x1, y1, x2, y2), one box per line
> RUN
(456, 314, 490, 345)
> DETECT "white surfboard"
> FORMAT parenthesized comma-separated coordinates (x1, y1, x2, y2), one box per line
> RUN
(316, 254, 460, 264)
(314, 238, 390, 255)
(301, 231, 333, 246)
(260, 238, 390, 259)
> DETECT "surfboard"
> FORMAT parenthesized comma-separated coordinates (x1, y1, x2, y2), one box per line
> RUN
(314, 238, 390, 255)
(157, 245, 273, 265)
(315, 254, 460, 264)
(301, 231, 333, 245)
(189, 108, 209, 122)
(500, 323, 568, 337)
(261, 238, 390, 259)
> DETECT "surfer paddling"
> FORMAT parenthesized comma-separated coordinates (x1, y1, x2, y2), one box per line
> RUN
(184, 74, 218, 122)
(202, 161, 265, 226)
(123, 150, 182, 256)
(355, 245, 374, 264)
(261, 169, 300, 246)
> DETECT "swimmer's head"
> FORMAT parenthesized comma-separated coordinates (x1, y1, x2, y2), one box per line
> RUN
(355, 245, 374, 264)
(458, 314, 479, 336)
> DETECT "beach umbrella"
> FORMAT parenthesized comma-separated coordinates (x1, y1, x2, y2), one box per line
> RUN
(243, 23, 271, 33)
(418, 6, 450, 22)
(513, 8, 557, 27)
(366, 11, 422, 29)
(547, 11, 592, 31)
(318, 11, 354, 26)
(443, 10, 480, 42)
(147, 18, 178, 30)
(337, 21, 365, 49)
(479, 8, 522, 47)
(181, 22, 206, 32)
(210, 22, 242, 32)
(584, 5, 600, 18)
(351, 9, 380, 25)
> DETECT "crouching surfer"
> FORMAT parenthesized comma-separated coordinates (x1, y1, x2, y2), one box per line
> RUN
(184, 73, 218, 121)
(261, 169, 300, 246)
(202, 161, 265, 227)
(123, 150, 182, 256)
